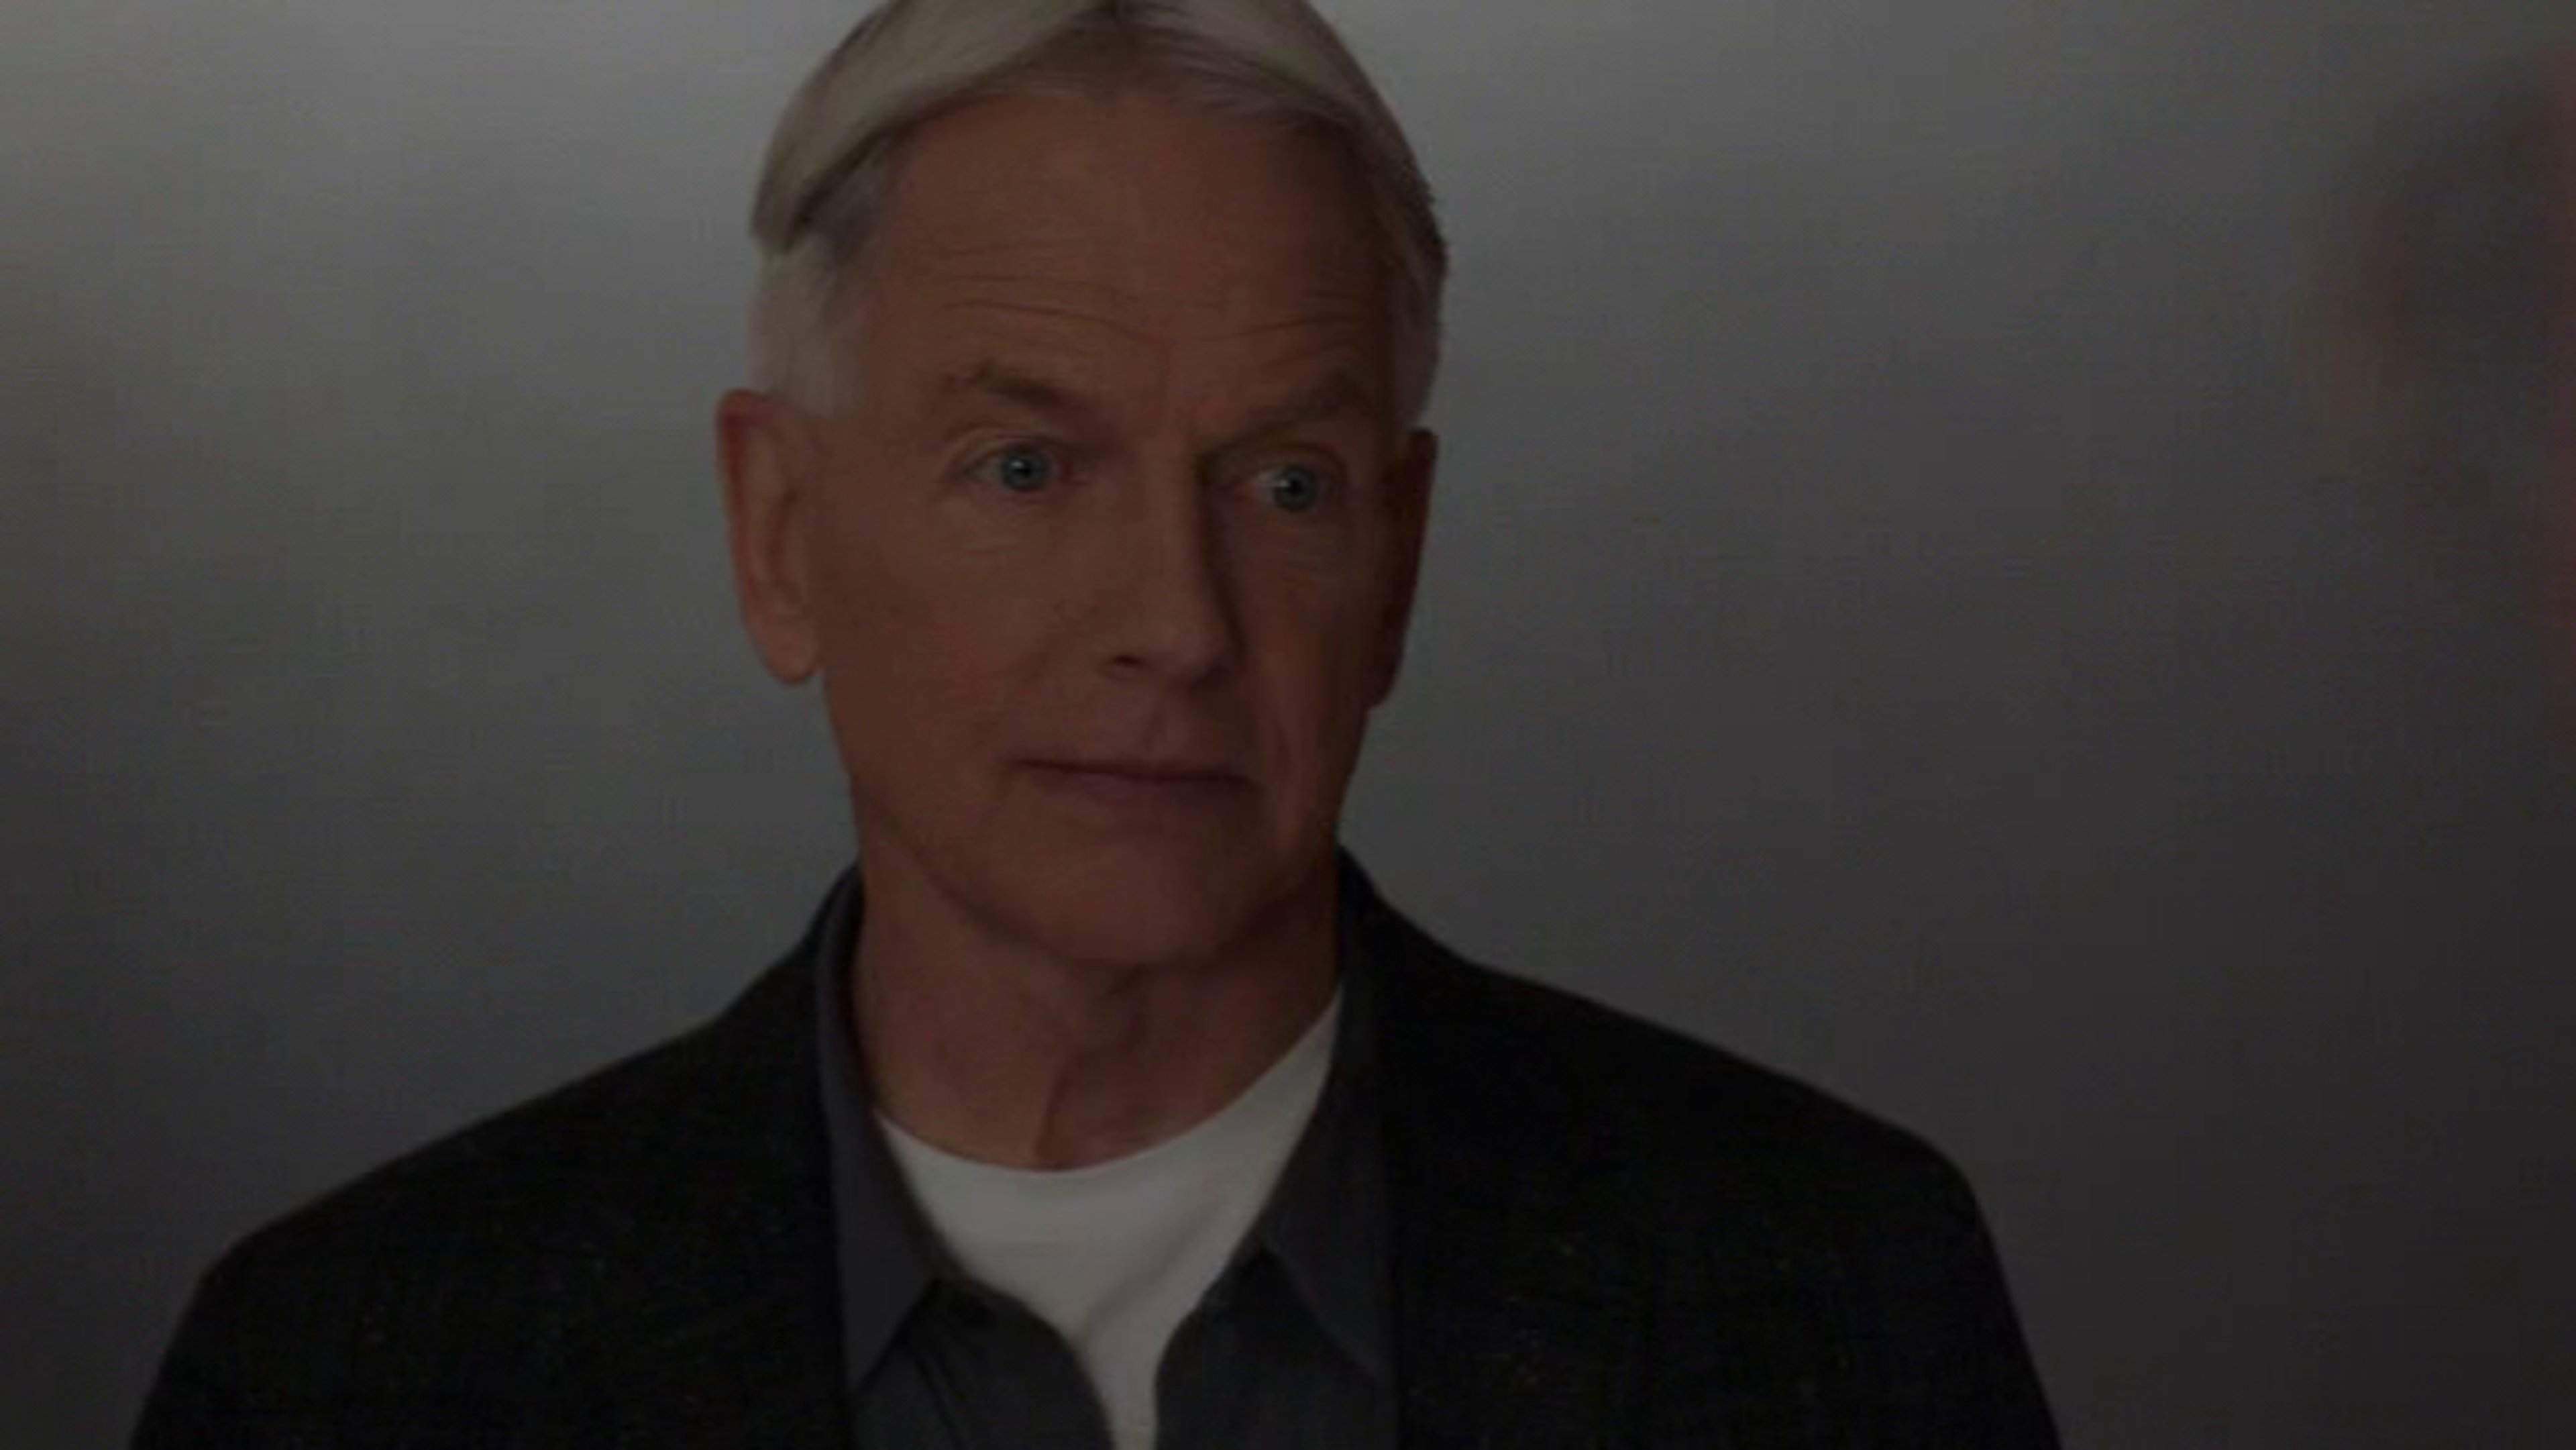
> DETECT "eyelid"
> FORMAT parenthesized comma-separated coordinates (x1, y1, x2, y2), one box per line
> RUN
(961, 437, 1066, 486)
(1251, 458, 1331, 482)
(1241, 457, 1341, 511)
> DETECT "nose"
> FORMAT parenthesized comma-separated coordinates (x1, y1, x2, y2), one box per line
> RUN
(1089, 470, 1238, 686)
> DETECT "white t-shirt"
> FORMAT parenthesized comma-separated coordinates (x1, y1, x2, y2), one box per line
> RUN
(879, 992, 1341, 1450)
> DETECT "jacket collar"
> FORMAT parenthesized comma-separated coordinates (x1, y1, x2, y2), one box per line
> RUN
(1348, 866, 1655, 1449)
(581, 856, 1647, 1449)
(564, 910, 853, 1446)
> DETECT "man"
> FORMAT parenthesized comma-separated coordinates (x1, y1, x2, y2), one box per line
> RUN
(138, 1, 2057, 1445)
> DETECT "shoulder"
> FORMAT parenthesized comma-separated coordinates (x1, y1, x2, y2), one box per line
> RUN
(1363, 891, 1986, 1250)
(229, 953, 810, 1272)
(1362, 895, 2057, 1442)
(140, 959, 820, 1427)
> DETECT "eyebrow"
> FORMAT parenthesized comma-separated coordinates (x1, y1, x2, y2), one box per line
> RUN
(936, 362, 1381, 454)
(941, 362, 1087, 420)
(1226, 369, 1377, 449)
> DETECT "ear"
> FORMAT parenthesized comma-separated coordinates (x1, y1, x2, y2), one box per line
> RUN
(1368, 427, 1438, 706)
(716, 388, 824, 684)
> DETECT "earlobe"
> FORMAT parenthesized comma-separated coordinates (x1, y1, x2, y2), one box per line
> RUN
(1369, 427, 1439, 705)
(716, 389, 823, 684)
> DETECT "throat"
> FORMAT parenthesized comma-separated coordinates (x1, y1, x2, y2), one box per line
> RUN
(853, 908, 1340, 1170)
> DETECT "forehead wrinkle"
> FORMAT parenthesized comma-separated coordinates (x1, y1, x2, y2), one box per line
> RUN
(922, 293, 1387, 408)
(1210, 307, 1378, 344)
(932, 295, 1166, 348)
(1222, 323, 1385, 389)
(1224, 332, 1380, 403)
(903, 232, 1379, 320)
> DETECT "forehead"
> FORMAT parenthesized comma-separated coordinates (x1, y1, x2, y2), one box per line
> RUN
(853, 88, 1388, 394)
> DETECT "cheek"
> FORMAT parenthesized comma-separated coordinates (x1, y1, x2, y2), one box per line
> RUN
(1246, 586, 1392, 765)
(804, 512, 1045, 756)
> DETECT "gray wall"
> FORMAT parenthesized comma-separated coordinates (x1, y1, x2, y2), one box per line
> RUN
(7, 1, 2573, 1445)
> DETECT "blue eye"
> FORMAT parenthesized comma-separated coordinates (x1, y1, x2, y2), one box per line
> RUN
(1260, 463, 1330, 513)
(974, 445, 1057, 494)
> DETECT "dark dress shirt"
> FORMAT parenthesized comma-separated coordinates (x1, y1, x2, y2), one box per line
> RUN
(808, 873, 1398, 1449)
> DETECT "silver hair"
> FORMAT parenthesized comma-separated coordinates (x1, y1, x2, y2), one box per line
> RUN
(746, 0, 1447, 425)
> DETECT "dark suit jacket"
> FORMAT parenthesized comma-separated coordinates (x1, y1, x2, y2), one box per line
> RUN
(137, 872, 2057, 1447)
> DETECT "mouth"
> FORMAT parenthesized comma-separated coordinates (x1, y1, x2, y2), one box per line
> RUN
(1026, 758, 1249, 809)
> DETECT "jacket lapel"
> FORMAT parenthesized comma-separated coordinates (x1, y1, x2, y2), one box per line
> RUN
(564, 921, 854, 1449)
(1359, 881, 1656, 1450)
(1356, 871, 1886, 1450)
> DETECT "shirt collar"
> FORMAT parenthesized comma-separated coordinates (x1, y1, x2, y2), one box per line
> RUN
(808, 856, 1394, 1392)
(810, 872, 943, 1392)
(1240, 873, 1392, 1384)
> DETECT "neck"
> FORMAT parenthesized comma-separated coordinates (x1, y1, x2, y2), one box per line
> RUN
(850, 851, 1340, 1171)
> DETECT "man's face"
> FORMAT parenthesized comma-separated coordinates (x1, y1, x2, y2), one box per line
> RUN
(727, 88, 1434, 968)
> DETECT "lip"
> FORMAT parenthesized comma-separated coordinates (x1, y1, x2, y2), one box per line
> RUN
(1028, 756, 1244, 782)
(1026, 758, 1248, 808)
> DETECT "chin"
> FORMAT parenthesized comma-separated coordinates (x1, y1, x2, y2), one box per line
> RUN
(986, 838, 1309, 970)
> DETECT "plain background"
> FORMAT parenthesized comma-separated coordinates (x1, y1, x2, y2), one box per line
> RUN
(6, 1, 2575, 1445)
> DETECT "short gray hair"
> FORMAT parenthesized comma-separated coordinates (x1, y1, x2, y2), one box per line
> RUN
(747, 0, 1447, 425)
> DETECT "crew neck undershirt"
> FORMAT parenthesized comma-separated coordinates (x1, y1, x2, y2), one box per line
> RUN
(877, 990, 1343, 1450)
